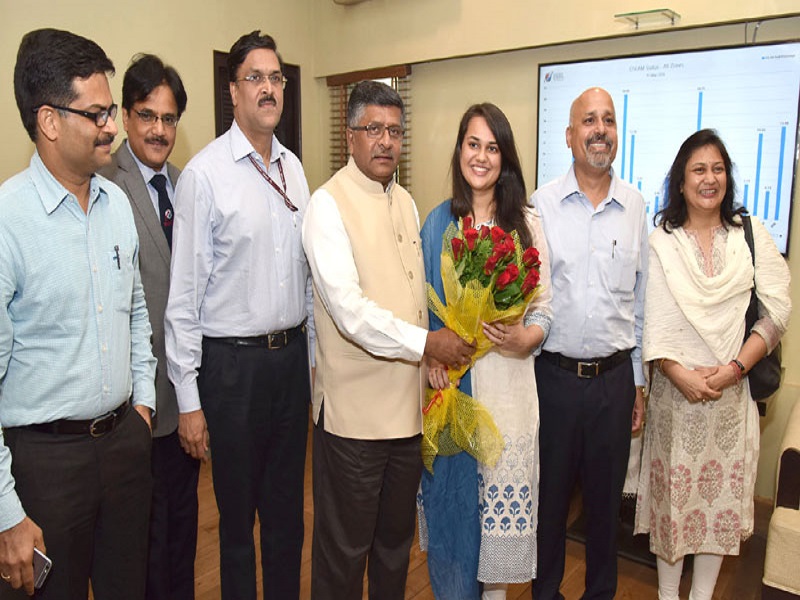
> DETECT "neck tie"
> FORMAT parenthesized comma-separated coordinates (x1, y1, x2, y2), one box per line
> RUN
(150, 174, 173, 249)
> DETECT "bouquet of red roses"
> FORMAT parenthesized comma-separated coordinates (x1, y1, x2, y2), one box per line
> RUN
(422, 216, 542, 473)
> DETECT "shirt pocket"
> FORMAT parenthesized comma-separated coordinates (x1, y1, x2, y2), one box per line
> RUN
(111, 246, 135, 313)
(609, 247, 637, 294)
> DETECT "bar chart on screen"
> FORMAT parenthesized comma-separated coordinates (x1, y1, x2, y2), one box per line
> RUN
(537, 42, 800, 252)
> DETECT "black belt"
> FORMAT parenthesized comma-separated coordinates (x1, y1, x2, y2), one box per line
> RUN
(13, 401, 130, 437)
(541, 349, 632, 379)
(205, 321, 306, 350)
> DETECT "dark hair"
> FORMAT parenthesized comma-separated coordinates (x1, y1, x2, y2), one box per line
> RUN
(14, 28, 115, 142)
(450, 103, 532, 248)
(227, 31, 283, 82)
(346, 80, 405, 128)
(656, 128, 744, 232)
(121, 54, 187, 117)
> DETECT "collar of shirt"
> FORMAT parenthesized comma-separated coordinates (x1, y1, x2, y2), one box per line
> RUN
(29, 150, 106, 216)
(557, 164, 631, 213)
(229, 119, 286, 167)
(125, 140, 174, 215)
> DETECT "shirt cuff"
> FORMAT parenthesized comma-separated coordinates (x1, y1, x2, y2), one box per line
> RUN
(0, 490, 25, 532)
(175, 383, 202, 413)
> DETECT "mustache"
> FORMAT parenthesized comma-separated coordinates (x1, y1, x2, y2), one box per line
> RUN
(145, 135, 169, 147)
(95, 134, 115, 146)
(258, 94, 277, 107)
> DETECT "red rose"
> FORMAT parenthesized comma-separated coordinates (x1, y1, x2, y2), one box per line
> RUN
(451, 237, 465, 261)
(490, 226, 506, 244)
(464, 228, 479, 251)
(480, 225, 491, 239)
(462, 216, 473, 230)
(484, 254, 500, 276)
(521, 269, 540, 295)
(493, 236, 515, 259)
(522, 247, 540, 268)
(496, 264, 520, 290)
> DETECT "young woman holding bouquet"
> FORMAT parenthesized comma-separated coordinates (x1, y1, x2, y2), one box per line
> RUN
(417, 103, 552, 600)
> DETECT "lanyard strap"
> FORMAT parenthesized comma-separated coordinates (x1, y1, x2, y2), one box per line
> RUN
(248, 155, 298, 212)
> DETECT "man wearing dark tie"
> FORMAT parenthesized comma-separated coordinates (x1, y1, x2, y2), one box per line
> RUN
(99, 54, 197, 600)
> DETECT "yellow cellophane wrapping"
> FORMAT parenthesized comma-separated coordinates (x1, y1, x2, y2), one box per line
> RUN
(421, 248, 532, 474)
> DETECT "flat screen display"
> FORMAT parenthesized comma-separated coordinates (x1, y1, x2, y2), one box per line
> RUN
(537, 42, 800, 253)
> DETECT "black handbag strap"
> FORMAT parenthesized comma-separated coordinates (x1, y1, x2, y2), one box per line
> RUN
(741, 215, 759, 335)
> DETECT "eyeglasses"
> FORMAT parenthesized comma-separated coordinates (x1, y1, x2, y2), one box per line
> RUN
(235, 72, 287, 89)
(35, 103, 118, 127)
(134, 109, 180, 128)
(350, 123, 405, 140)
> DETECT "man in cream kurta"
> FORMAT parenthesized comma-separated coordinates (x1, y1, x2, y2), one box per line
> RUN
(302, 81, 474, 600)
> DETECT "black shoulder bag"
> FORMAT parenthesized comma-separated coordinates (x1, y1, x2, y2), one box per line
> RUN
(741, 215, 782, 415)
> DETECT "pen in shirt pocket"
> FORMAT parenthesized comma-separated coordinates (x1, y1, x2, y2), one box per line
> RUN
(113, 245, 121, 269)
(612, 239, 616, 259)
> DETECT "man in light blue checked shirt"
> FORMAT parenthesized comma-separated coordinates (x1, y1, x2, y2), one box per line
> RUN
(531, 87, 648, 600)
(0, 29, 156, 599)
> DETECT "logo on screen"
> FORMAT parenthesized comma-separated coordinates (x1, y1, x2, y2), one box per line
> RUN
(544, 71, 564, 83)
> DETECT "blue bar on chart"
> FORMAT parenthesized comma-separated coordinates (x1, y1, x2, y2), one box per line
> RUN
(753, 132, 763, 216)
(764, 191, 770, 221)
(654, 195, 660, 215)
(775, 125, 786, 221)
(697, 91, 703, 130)
(744, 184, 749, 211)
(628, 134, 635, 184)
(621, 94, 628, 180)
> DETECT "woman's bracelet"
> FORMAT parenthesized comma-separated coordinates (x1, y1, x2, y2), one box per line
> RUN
(728, 359, 745, 383)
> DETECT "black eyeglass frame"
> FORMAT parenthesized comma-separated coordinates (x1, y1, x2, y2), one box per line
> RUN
(34, 103, 118, 127)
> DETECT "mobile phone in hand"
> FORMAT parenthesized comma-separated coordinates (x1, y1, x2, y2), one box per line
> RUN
(33, 548, 52, 589)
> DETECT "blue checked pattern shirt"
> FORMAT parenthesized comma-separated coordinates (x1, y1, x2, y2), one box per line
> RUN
(0, 152, 156, 531)
(532, 166, 648, 385)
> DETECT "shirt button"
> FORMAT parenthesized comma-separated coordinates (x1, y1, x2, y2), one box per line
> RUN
(92, 265, 98, 273)
(276, 247, 281, 253)
(101, 344, 108, 352)
(418, 310, 423, 320)
(97, 305, 103, 313)
(398, 234, 403, 242)
(280, 282, 285, 288)
(408, 271, 414, 279)
(103, 386, 109, 393)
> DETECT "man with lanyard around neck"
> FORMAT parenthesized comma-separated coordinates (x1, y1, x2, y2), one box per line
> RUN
(164, 30, 313, 600)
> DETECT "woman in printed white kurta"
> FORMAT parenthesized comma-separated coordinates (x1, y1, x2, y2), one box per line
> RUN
(634, 130, 791, 600)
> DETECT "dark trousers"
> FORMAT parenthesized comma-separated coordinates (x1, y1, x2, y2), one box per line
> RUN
(199, 335, 310, 600)
(1, 406, 152, 600)
(532, 357, 635, 600)
(145, 430, 201, 600)
(311, 407, 422, 600)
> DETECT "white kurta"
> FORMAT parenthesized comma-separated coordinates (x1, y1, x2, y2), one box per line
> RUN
(474, 213, 552, 583)
(634, 218, 790, 562)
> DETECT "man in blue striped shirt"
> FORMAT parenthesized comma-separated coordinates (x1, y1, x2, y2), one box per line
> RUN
(0, 29, 156, 599)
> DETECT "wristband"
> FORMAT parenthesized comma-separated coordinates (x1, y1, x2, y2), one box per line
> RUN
(728, 359, 744, 383)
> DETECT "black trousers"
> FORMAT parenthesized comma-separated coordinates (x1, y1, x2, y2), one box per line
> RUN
(311, 407, 422, 600)
(1, 406, 152, 600)
(199, 334, 310, 600)
(145, 430, 200, 600)
(532, 357, 635, 600)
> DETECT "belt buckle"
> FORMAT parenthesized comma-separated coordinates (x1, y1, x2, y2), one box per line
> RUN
(268, 331, 287, 350)
(89, 412, 115, 437)
(577, 361, 599, 379)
